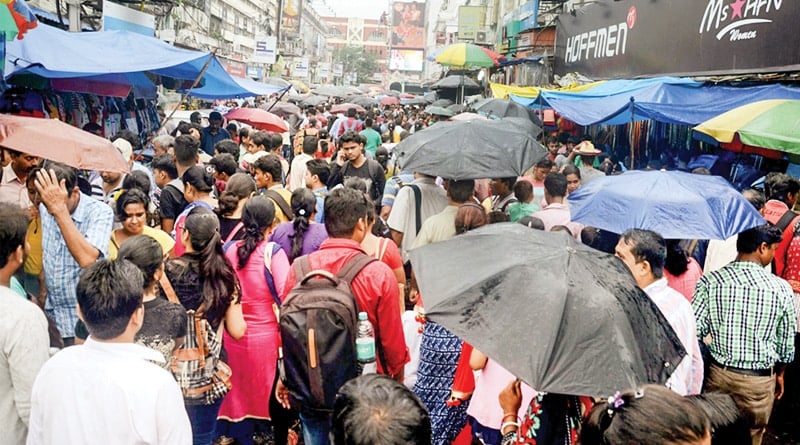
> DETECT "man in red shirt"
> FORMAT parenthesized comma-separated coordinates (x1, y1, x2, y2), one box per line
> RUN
(276, 187, 409, 445)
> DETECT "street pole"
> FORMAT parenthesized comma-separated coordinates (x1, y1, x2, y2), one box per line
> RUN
(66, 0, 81, 32)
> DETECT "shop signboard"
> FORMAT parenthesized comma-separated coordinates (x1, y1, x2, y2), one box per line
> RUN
(253, 35, 277, 64)
(556, 0, 800, 79)
(333, 64, 344, 77)
(458, 6, 485, 41)
(293, 57, 309, 79)
(102, 0, 154, 36)
(391, 0, 426, 49)
(281, 0, 303, 34)
(389, 49, 424, 72)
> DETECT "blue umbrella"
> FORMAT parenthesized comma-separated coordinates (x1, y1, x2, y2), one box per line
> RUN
(567, 170, 765, 240)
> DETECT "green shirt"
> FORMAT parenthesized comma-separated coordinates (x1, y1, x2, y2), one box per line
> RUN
(508, 201, 541, 223)
(692, 260, 797, 369)
(360, 128, 382, 156)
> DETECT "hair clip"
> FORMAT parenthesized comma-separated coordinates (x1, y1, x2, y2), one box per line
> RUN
(606, 391, 624, 417)
(297, 208, 307, 216)
(634, 388, 645, 399)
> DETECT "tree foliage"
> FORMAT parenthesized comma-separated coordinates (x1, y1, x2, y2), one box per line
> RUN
(333, 46, 379, 84)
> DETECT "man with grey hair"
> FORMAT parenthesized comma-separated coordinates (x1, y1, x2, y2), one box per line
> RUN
(152, 134, 175, 157)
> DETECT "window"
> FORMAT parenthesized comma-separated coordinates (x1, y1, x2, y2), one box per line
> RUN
(368, 30, 384, 41)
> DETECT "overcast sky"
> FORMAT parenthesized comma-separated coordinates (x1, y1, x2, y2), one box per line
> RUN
(309, 0, 389, 19)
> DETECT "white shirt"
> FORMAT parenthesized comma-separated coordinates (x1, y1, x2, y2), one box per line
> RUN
(27, 338, 191, 445)
(288, 153, 312, 192)
(386, 178, 448, 262)
(0, 286, 50, 445)
(643, 278, 704, 396)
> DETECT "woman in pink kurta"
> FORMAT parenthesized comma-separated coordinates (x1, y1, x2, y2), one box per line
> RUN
(217, 196, 290, 444)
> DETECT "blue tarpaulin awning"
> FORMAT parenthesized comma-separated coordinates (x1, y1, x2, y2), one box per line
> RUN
(4, 24, 282, 99)
(510, 77, 800, 126)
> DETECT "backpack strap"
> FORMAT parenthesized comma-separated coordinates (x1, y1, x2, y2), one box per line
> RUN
(159, 273, 180, 305)
(366, 160, 383, 201)
(336, 253, 377, 287)
(264, 189, 295, 220)
(263, 242, 282, 307)
(224, 221, 244, 244)
(775, 210, 798, 232)
(409, 184, 422, 235)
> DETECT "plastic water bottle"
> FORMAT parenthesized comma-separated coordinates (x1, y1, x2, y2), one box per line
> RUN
(356, 312, 377, 374)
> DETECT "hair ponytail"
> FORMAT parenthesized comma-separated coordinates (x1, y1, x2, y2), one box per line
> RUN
(237, 196, 276, 269)
(288, 188, 317, 262)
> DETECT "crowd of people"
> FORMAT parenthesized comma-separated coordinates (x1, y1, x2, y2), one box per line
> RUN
(0, 98, 797, 445)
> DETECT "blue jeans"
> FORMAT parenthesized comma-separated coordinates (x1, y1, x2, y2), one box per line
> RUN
(185, 399, 223, 445)
(299, 411, 332, 445)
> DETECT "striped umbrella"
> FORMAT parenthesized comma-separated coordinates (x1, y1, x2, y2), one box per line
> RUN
(693, 100, 800, 158)
(434, 42, 504, 68)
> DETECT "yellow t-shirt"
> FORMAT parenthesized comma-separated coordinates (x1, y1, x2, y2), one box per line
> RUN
(23, 216, 43, 275)
(109, 226, 175, 260)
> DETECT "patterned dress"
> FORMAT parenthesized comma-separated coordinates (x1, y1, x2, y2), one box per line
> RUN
(413, 322, 469, 445)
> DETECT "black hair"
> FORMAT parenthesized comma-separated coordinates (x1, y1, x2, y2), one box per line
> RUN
(664, 239, 689, 276)
(210, 153, 238, 177)
(518, 216, 545, 230)
(121, 170, 151, 197)
(306, 159, 331, 186)
(76, 259, 144, 340)
(289, 188, 318, 262)
(116, 189, 150, 223)
(325, 187, 369, 238)
(226, 122, 238, 134)
(687, 393, 749, 444)
(582, 227, 620, 254)
(112, 129, 141, 152)
(562, 164, 581, 179)
(250, 130, 270, 149)
(495, 177, 517, 190)
(765, 173, 800, 205)
(174, 134, 200, 166)
(270, 133, 284, 151)
(238, 127, 250, 140)
(581, 385, 709, 445)
(151, 154, 178, 179)
(184, 207, 241, 327)
(447, 179, 475, 204)
(117, 235, 163, 289)
(339, 131, 362, 145)
(344, 177, 368, 195)
(214, 139, 240, 158)
(252, 154, 283, 184)
(543, 172, 567, 198)
(741, 188, 765, 211)
(536, 157, 554, 169)
(454, 202, 488, 235)
(43, 162, 78, 193)
(0, 203, 29, 269)
(620, 229, 667, 278)
(513, 180, 533, 203)
(217, 173, 256, 217)
(332, 374, 432, 445)
(182, 165, 215, 193)
(737, 224, 782, 254)
(302, 135, 319, 155)
(237, 196, 276, 269)
(189, 111, 202, 124)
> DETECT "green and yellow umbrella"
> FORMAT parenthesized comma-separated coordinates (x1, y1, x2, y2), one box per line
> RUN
(0, 0, 37, 41)
(434, 42, 504, 68)
(693, 100, 800, 158)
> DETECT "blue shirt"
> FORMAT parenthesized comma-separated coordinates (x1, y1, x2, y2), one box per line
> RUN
(312, 186, 328, 223)
(200, 127, 231, 156)
(42, 193, 113, 338)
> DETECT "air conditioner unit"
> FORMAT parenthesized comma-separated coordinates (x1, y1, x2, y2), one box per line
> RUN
(475, 29, 490, 44)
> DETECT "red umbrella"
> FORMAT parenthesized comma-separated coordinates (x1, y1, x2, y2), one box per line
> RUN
(225, 108, 288, 133)
(399, 93, 415, 99)
(0, 114, 128, 173)
(380, 96, 400, 106)
(480, 47, 506, 66)
(330, 103, 366, 114)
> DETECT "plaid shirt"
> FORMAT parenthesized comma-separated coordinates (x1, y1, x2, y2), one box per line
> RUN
(42, 194, 113, 338)
(693, 261, 797, 370)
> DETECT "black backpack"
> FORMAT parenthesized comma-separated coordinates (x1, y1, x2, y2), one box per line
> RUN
(279, 254, 375, 413)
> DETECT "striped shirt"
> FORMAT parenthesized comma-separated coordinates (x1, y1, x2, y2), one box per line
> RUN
(42, 193, 113, 338)
(693, 261, 797, 370)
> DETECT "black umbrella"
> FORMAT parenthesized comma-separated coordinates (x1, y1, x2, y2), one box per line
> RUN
(313, 85, 348, 98)
(262, 101, 301, 118)
(447, 104, 468, 113)
(474, 98, 543, 126)
(431, 98, 454, 107)
(431, 75, 480, 89)
(409, 223, 687, 397)
(300, 95, 327, 107)
(394, 117, 545, 180)
(350, 96, 378, 108)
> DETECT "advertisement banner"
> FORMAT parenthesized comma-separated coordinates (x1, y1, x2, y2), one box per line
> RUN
(458, 6, 485, 41)
(319, 62, 330, 79)
(391, 1, 426, 49)
(246, 66, 263, 79)
(281, 0, 303, 34)
(555, 0, 800, 79)
(333, 64, 344, 77)
(223, 59, 247, 78)
(389, 49, 424, 72)
(253, 35, 277, 64)
(293, 57, 310, 79)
